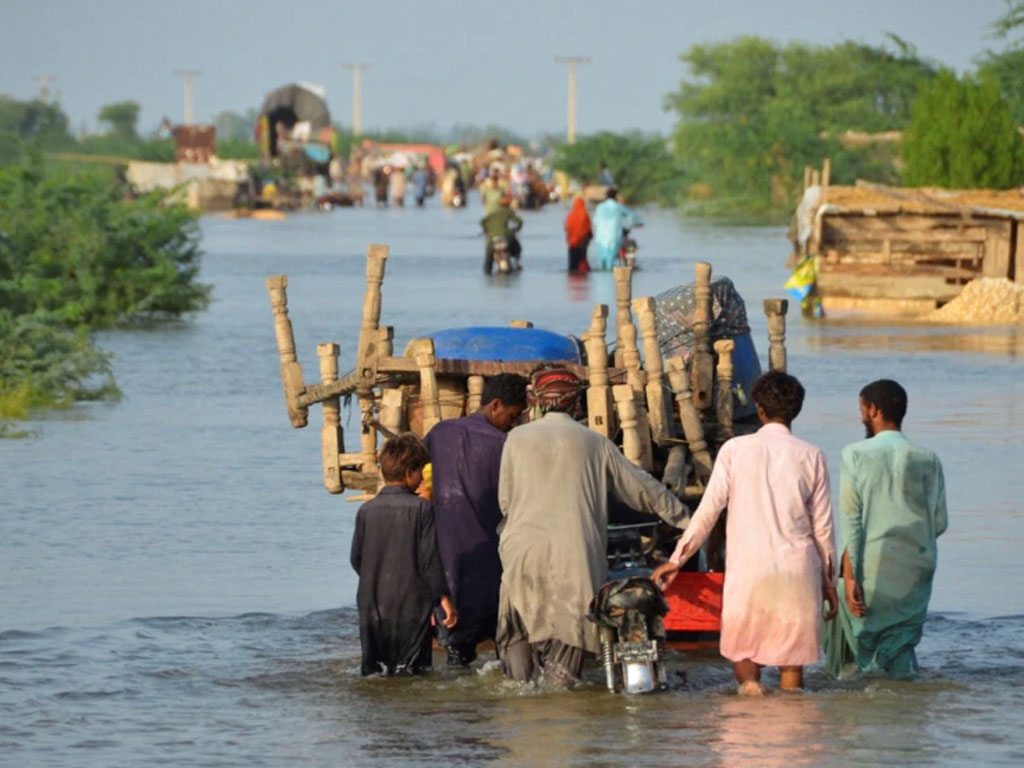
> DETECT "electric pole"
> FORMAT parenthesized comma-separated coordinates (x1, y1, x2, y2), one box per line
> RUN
(343, 63, 369, 137)
(555, 56, 589, 144)
(34, 75, 56, 103)
(174, 69, 202, 125)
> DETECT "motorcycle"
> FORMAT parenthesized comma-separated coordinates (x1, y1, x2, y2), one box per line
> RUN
(588, 522, 670, 694)
(620, 228, 639, 267)
(491, 235, 512, 274)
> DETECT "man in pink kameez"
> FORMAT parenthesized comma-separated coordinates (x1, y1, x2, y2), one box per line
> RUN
(653, 371, 838, 693)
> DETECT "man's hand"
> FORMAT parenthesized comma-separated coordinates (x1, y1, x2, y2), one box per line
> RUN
(822, 581, 839, 622)
(844, 579, 867, 618)
(440, 596, 458, 629)
(651, 561, 681, 591)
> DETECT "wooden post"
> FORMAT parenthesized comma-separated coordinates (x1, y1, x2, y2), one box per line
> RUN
(613, 384, 642, 467)
(763, 299, 789, 372)
(810, 169, 821, 187)
(266, 275, 308, 428)
(612, 265, 634, 368)
(666, 356, 712, 486)
(821, 157, 831, 188)
(803, 165, 813, 191)
(583, 304, 615, 438)
(661, 445, 688, 496)
(714, 339, 736, 441)
(380, 387, 405, 437)
(633, 296, 671, 445)
(466, 375, 485, 414)
(410, 338, 442, 434)
(377, 326, 394, 359)
(355, 245, 389, 477)
(357, 244, 389, 382)
(619, 320, 654, 471)
(692, 261, 715, 412)
(317, 343, 343, 494)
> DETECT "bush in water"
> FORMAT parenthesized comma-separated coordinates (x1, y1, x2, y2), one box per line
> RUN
(0, 149, 209, 427)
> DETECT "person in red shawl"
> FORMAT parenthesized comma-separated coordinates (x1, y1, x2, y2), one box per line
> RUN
(564, 196, 592, 274)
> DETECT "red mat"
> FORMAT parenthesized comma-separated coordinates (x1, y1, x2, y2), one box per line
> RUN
(663, 572, 723, 633)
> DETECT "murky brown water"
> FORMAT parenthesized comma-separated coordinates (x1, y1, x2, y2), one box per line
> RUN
(1, 204, 1022, 766)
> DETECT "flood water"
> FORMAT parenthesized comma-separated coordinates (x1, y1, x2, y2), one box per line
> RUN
(1, 202, 1022, 767)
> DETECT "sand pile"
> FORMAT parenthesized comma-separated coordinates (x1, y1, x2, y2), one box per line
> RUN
(927, 278, 1024, 325)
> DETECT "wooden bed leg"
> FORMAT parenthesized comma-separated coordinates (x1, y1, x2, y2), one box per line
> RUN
(714, 339, 736, 441)
(266, 275, 308, 428)
(466, 375, 485, 415)
(613, 384, 643, 467)
(612, 265, 634, 368)
(583, 304, 614, 437)
(633, 296, 671, 445)
(317, 343, 344, 493)
(619, 319, 654, 471)
(763, 298, 789, 372)
(692, 261, 714, 412)
(410, 338, 442, 435)
(666, 356, 712, 487)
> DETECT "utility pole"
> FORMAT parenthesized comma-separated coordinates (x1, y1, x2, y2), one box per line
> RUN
(555, 56, 589, 144)
(34, 75, 56, 103)
(174, 69, 202, 125)
(343, 63, 369, 137)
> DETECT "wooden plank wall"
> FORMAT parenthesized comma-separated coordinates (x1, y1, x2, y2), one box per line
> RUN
(816, 212, 1020, 303)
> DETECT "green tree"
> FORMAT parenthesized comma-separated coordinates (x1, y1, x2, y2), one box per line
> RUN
(97, 100, 140, 138)
(0, 95, 74, 163)
(901, 69, 1024, 188)
(553, 131, 683, 205)
(0, 149, 211, 425)
(213, 108, 257, 142)
(977, 2, 1024, 125)
(665, 36, 935, 215)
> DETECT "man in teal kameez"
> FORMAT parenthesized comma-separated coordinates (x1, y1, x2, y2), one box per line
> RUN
(825, 379, 948, 678)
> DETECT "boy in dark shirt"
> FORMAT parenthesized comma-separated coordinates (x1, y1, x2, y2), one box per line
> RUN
(350, 434, 457, 675)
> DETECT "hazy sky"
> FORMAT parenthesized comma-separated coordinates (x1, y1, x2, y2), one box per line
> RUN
(2, 0, 1012, 137)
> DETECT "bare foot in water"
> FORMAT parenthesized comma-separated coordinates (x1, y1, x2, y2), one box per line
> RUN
(738, 681, 764, 696)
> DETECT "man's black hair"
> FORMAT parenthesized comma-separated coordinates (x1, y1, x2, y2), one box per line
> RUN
(751, 370, 805, 425)
(860, 379, 907, 427)
(606, 186, 618, 200)
(481, 373, 528, 409)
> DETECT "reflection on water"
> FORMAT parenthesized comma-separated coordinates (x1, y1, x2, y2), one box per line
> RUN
(1, 203, 1022, 767)
(804, 324, 1024, 357)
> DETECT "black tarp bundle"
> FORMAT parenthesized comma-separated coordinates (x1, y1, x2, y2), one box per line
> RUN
(653, 276, 751, 360)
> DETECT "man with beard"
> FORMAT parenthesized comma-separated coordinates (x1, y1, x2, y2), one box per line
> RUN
(824, 379, 948, 678)
(424, 373, 528, 666)
(496, 367, 690, 687)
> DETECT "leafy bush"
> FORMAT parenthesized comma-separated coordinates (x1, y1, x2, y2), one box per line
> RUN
(0, 152, 210, 326)
(553, 132, 684, 205)
(0, 150, 210, 427)
(901, 70, 1024, 188)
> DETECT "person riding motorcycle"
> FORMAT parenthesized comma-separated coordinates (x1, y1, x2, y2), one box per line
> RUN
(480, 196, 523, 274)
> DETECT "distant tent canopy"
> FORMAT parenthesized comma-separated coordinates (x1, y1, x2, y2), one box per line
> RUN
(259, 83, 331, 157)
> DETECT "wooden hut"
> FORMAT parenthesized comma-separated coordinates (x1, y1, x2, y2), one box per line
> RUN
(791, 173, 1024, 315)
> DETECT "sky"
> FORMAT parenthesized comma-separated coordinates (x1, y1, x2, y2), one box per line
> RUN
(1, 0, 1013, 138)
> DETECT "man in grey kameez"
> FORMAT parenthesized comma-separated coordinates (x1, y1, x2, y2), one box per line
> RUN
(496, 368, 690, 686)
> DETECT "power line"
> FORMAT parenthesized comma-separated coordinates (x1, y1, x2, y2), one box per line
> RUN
(555, 56, 589, 145)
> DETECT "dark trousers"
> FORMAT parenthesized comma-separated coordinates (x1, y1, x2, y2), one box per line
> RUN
(435, 607, 497, 665)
